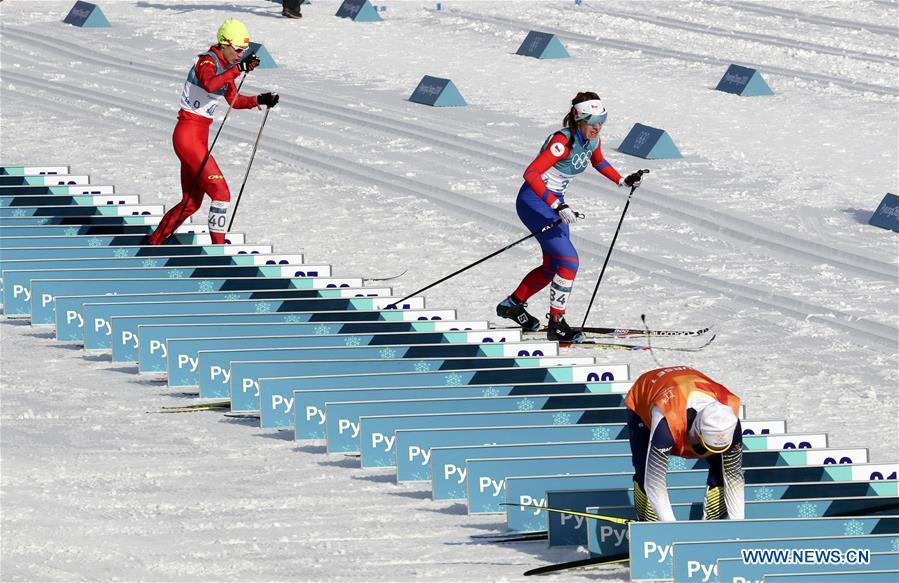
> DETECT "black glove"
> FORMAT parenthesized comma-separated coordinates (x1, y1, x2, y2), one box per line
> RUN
(257, 92, 280, 108)
(237, 55, 261, 73)
(624, 169, 650, 188)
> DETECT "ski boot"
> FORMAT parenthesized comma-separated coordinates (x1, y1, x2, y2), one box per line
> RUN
(282, 0, 303, 18)
(496, 296, 541, 332)
(546, 313, 586, 344)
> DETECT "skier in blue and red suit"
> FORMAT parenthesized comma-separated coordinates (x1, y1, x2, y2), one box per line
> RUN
(496, 91, 645, 343)
(148, 19, 280, 246)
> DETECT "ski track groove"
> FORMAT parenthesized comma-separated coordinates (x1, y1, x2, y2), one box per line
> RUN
(707, 0, 899, 37)
(4, 68, 896, 351)
(4, 26, 895, 284)
(581, 1, 898, 65)
(440, 9, 899, 96)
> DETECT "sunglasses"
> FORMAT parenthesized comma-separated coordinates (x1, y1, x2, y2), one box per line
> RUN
(231, 45, 250, 55)
(580, 114, 607, 127)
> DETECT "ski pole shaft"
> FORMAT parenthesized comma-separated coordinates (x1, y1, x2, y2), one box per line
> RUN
(580, 169, 649, 328)
(227, 106, 270, 231)
(168, 74, 247, 239)
(388, 218, 566, 309)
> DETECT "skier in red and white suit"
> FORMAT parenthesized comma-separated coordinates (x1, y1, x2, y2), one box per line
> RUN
(148, 19, 279, 245)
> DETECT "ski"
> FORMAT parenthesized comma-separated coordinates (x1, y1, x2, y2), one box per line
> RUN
(570, 333, 717, 351)
(224, 412, 259, 419)
(470, 531, 547, 543)
(160, 400, 230, 411)
(500, 503, 632, 525)
(520, 324, 712, 339)
(470, 530, 544, 540)
(583, 324, 711, 338)
(364, 269, 408, 282)
(488, 533, 547, 543)
(155, 405, 227, 414)
(523, 553, 629, 576)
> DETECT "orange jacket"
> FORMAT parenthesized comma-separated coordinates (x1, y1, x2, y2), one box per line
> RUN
(624, 366, 741, 458)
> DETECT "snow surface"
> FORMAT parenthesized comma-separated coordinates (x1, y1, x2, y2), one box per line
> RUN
(1, 0, 898, 580)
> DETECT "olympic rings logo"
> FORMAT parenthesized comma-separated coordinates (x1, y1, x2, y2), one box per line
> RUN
(571, 151, 591, 169)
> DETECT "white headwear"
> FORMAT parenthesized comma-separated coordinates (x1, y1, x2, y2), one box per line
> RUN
(696, 401, 738, 453)
(573, 99, 608, 124)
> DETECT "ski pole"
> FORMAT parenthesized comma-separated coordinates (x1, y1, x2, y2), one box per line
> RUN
(166, 74, 247, 241)
(388, 215, 580, 309)
(580, 169, 649, 328)
(641, 313, 663, 367)
(227, 105, 271, 231)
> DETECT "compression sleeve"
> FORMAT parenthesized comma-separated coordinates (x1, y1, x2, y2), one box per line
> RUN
(195, 56, 258, 110)
(591, 142, 623, 184)
(523, 133, 569, 208)
(721, 423, 745, 519)
(645, 406, 677, 522)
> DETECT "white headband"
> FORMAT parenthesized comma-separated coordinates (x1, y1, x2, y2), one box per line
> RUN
(573, 99, 606, 118)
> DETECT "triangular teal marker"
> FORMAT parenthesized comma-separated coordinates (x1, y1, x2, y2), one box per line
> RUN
(540, 36, 569, 59)
(716, 64, 773, 96)
(742, 70, 774, 96)
(646, 131, 682, 159)
(336, 0, 382, 21)
(246, 42, 277, 69)
(618, 123, 681, 159)
(354, 0, 382, 21)
(433, 80, 466, 107)
(83, 6, 110, 27)
(63, 2, 111, 28)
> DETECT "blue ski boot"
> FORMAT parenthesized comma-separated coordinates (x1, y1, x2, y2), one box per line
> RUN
(546, 313, 586, 344)
(496, 296, 541, 332)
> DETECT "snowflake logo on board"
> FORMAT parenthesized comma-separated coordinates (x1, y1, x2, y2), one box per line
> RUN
(516, 398, 536, 411)
(167, 269, 185, 278)
(142, 259, 160, 268)
(444, 372, 463, 385)
(753, 487, 775, 501)
(36, 218, 49, 225)
(197, 280, 215, 292)
(552, 412, 572, 425)
(667, 457, 688, 471)
(283, 314, 303, 323)
(10, 208, 27, 217)
(379, 348, 397, 359)
(224, 293, 241, 301)
(113, 248, 130, 258)
(481, 387, 501, 397)
(254, 302, 273, 313)
(797, 502, 819, 518)
(843, 519, 865, 536)
(591, 427, 612, 441)
(314, 325, 333, 335)
(88, 237, 103, 247)
(414, 361, 432, 373)
(64, 227, 79, 236)
(891, 538, 899, 552)
(344, 336, 362, 347)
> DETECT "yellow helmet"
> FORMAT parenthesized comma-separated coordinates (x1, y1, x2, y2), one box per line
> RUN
(217, 19, 249, 48)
